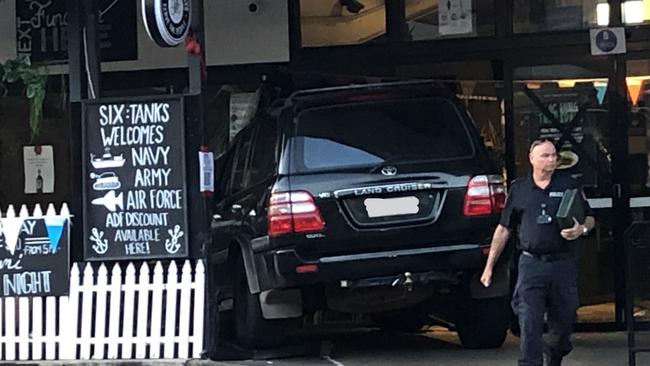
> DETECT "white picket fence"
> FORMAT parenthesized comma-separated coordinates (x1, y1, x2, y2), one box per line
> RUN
(0, 260, 205, 361)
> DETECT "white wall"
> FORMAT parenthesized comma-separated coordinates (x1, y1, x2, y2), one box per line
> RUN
(0, 0, 17, 62)
(0, 0, 290, 71)
(205, 0, 290, 66)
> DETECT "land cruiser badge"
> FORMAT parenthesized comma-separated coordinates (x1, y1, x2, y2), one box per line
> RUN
(143, 0, 192, 47)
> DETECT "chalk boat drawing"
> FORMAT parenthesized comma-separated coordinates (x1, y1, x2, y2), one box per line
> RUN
(91, 147, 125, 169)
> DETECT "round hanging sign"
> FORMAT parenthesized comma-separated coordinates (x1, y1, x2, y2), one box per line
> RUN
(142, 0, 192, 47)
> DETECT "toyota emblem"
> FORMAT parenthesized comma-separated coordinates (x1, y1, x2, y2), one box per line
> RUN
(381, 166, 398, 176)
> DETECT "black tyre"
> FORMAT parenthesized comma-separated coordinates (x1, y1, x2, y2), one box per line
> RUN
(372, 306, 428, 333)
(233, 255, 299, 349)
(456, 296, 509, 349)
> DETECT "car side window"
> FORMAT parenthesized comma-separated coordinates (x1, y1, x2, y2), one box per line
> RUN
(229, 128, 254, 194)
(245, 117, 278, 187)
(215, 150, 233, 198)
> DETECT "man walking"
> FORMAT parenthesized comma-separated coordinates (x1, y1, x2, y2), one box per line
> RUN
(480, 139, 595, 366)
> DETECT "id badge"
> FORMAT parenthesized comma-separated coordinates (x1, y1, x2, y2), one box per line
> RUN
(536, 203, 553, 225)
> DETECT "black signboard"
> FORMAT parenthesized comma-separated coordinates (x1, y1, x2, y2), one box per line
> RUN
(83, 96, 188, 261)
(515, 84, 601, 187)
(0, 213, 71, 297)
(16, 0, 137, 63)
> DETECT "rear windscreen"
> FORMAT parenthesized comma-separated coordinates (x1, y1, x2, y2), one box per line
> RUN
(291, 98, 475, 173)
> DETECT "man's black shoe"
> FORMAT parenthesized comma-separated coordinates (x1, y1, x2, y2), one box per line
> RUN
(545, 354, 562, 366)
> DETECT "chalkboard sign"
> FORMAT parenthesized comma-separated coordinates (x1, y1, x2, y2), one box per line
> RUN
(0, 210, 71, 297)
(82, 96, 188, 261)
(16, 0, 137, 63)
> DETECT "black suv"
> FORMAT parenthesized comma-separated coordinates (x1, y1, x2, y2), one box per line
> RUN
(211, 81, 511, 350)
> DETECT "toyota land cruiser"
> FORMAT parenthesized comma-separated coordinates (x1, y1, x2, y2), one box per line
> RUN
(210, 81, 512, 350)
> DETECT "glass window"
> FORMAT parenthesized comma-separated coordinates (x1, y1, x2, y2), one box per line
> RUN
(405, 0, 495, 40)
(300, 0, 386, 47)
(595, 1, 650, 26)
(245, 118, 278, 186)
(292, 98, 475, 173)
(621, 0, 650, 24)
(216, 150, 234, 197)
(514, 0, 600, 33)
(512, 65, 615, 323)
(229, 129, 254, 193)
(626, 60, 650, 325)
(626, 59, 650, 197)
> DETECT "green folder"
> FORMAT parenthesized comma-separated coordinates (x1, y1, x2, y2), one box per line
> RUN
(556, 188, 585, 230)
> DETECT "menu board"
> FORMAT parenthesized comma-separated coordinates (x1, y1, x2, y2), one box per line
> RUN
(16, 0, 137, 63)
(0, 213, 70, 297)
(82, 96, 188, 261)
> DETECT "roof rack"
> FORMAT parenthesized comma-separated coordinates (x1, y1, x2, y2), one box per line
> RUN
(284, 79, 436, 106)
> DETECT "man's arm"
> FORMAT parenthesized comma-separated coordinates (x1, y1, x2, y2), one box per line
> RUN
(560, 215, 595, 241)
(480, 224, 511, 287)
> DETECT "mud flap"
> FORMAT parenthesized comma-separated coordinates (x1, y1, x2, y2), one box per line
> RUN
(260, 288, 303, 319)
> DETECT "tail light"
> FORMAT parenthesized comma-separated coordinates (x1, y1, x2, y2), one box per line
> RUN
(267, 191, 326, 236)
(463, 175, 506, 216)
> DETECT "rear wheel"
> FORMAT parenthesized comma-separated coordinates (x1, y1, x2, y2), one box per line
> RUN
(233, 255, 298, 349)
(456, 296, 509, 349)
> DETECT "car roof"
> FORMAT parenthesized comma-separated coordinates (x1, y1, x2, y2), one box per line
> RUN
(281, 80, 457, 111)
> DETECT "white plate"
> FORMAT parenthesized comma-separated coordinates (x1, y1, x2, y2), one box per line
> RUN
(364, 196, 420, 218)
(557, 150, 579, 170)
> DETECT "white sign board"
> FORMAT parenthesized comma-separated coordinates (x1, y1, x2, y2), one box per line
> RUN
(590, 27, 626, 56)
(23, 145, 55, 194)
(439, 0, 473, 35)
(199, 151, 214, 193)
(142, 0, 191, 48)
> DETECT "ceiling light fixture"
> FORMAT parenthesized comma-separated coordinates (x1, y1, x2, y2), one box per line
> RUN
(596, 0, 645, 26)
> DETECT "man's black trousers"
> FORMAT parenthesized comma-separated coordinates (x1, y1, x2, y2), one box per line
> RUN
(512, 253, 579, 366)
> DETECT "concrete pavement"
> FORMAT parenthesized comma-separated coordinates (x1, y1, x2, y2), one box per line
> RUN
(5, 329, 649, 366)
(192, 329, 650, 366)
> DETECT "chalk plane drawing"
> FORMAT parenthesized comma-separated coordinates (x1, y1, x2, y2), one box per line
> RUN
(91, 190, 124, 212)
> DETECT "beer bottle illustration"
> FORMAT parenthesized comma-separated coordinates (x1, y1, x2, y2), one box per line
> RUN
(36, 169, 44, 194)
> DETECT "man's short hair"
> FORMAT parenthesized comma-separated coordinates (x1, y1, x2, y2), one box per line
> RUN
(529, 138, 556, 153)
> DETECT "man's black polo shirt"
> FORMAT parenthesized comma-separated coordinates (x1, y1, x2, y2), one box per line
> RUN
(499, 172, 593, 255)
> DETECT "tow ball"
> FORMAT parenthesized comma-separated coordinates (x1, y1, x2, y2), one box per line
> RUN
(391, 272, 414, 292)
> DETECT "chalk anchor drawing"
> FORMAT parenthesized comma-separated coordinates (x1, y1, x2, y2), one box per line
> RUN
(165, 225, 184, 254)
(90, 228, 109, 255)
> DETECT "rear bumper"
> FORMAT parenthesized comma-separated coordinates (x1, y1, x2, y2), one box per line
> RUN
(253, 244, 487, 291)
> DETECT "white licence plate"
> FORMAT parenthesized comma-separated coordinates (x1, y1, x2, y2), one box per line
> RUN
(364, 196, 420, 218)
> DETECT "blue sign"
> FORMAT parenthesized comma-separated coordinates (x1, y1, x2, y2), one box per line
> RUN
(0, 209, 71, 297)
(590, 27, 626, 56)
(595, 29, 618, 53)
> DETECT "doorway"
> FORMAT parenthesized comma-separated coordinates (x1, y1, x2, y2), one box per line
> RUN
(510, 60, 624, 325)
